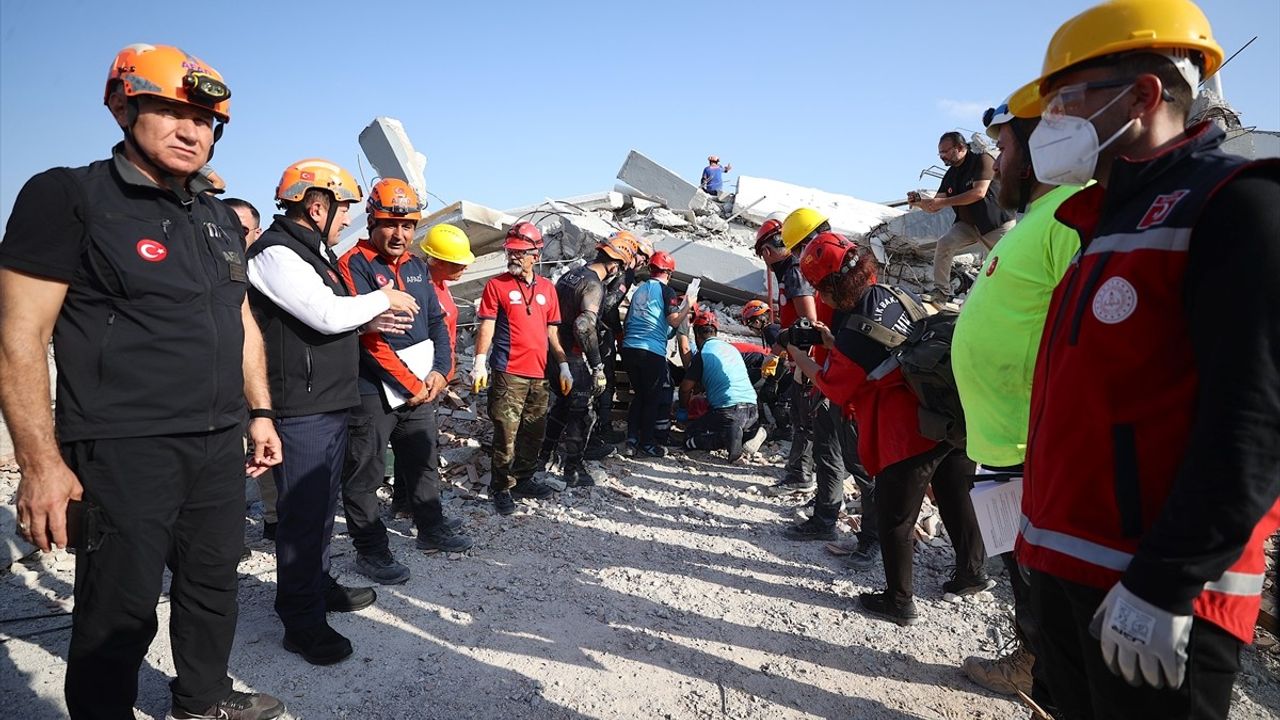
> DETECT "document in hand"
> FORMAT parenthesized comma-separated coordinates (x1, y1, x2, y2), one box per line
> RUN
(969, 477, 1023, 557)
(381, 339, 435, 409)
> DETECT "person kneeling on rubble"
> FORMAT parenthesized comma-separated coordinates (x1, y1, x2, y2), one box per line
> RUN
(677, 310, 765, 463)
(790, 232, 987, 627)
(540, 235, 636, 487)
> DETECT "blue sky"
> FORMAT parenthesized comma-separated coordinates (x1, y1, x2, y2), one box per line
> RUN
(2, 0, 1277, 227)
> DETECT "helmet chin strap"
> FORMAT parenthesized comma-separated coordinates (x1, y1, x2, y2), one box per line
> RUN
(304, 197, 341, 251)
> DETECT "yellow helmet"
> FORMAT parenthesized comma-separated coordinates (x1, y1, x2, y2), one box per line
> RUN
(781, 207, 828, 250)
(1010, 0, 1223, 118)
(419, 223, 475, 265)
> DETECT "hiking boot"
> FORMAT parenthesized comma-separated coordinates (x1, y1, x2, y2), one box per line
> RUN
(962, 644, 1035, 696)
(844, 541, 881, 571)
(325, 577, 377, 612)
(442, 515, 464, 531)
(784, 517, 838, 541)
(262, 522, 277, 542)
(943, 574, 997, 600)
(763, 479, 816, 497)
(354, 551, 410, 585)
(493, 490, 517, 515)
(859, 591, 919, 627)
(638, 444, 667, 458)
(510, 478, 557, 499)
(623, 441, 637, 457)
(741, 426, 768, 456)
(599, 427, 627, 444)
(282, 621, 353, 666)
(583, 441, 617, 461)
(416, 524, 475, 553)
(169, 690, 286, 719)
(562, 464, 598, 488)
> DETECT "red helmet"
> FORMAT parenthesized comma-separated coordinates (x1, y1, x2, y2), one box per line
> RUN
(504, 222, 543, 251)
(692, 309, 720, 330)
(753, 219, 783, 256)
(799, 231, 860, 288)
(648, 251, 676, 272)
(740, 299, 770, 323)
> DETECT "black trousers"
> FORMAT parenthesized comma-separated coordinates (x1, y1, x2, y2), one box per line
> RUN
(343, 393, 443, 554)
(63, 425, 244, 718)
(593, 332, 618, 431)
(274, 410, 347, 632)
(811, 397, 877, 543)
(1030, 570, 1241, 720)
(623, 347, 671, 447)
(875, 443, 983, 605)
(687, 402, 759, 460)
(783, 378, 814, 484)
(541, 355, 597, 467)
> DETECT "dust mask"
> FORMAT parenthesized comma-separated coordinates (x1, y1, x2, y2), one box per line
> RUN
(1030, 85, 1135, 186)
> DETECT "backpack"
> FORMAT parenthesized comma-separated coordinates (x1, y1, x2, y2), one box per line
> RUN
(846, 285, 966, 449)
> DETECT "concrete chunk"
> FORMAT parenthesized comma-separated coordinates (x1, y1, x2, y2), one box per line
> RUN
(617, 150, 711, 213)
(651, 234, 767, 304)
(731, 175, 904, 236)
(421, 201, 517, 258)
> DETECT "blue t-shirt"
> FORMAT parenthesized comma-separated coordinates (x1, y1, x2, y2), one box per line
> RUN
(686, 337, 756, 409)
(623, 278, 677, 356)
(701, 165, 725, 193)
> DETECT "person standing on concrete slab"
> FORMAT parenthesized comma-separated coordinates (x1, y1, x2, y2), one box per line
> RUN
(247, 159, 422, 666)
(1009, 1, 1280, 715)
(700, 155, 732, 197)
(337, 180, 473, 587)
(949, 96, 1085, 709)
(752, 219, 820, 498)
(621, 249, 694, 458)
(677, 311, 761, 462)
(540, 236, 635, 486)
(791, 232, 986, 628)
(912, 132, 1015, 301)
(227, 197, 280, 542)
(0, 43, 286, 719)
(472, 223, 571, 515)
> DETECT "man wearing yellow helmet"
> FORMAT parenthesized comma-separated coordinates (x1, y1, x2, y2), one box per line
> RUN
(0, 44, 284, 719)
(1009, 1, 1280, 716)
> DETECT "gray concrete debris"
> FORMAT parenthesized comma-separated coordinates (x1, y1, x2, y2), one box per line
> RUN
(359, 117, 429, 202)
(731, 175, 904, 235)
(648, 207, 689, 229)
(422, 201, 517, 258)
(652, 235, 767, 304)
(617, 150, 711, 213)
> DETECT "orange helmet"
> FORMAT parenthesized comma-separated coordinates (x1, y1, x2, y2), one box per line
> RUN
(105, 44, 231, 123)
(276, 159, 363, 204)
(740, 299, 770, 323)
(505, 222, 544, 251)
(631, 234, 655, 261)
(596, 235, 637, 265)
(367, 178, 423, 221)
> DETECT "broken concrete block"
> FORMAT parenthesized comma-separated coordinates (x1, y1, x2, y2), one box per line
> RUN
(421, 201, 517, 259)
(359, 117, 428, 202)
(696, 215, 729, 234)
(649, 208, 690, 229)
(652, 234, 767, 304)
(617, 150, 711, 213)
(731, 175, 905, 236)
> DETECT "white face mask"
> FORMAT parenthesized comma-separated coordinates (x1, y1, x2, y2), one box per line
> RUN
(1030, 84, 1135, 186)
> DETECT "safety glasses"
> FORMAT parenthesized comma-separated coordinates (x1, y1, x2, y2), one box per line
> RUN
(1042, 78, 1134, 120)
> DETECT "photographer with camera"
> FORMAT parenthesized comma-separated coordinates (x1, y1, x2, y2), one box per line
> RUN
(788, 230, 987, 626)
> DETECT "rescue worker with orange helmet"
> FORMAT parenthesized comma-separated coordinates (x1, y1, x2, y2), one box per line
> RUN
(0, 43, 285, 718)
(472, 222, 571, 515)
(246, 159, 421, 666)
(792, 229, 987, 627)
(1008, 1, 1280, 715)
(590, 230, 649, 454)
(337, 180, 473, 589)
(540, 235, 637, 485)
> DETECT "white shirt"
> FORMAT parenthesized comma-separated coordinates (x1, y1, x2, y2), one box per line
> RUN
(247, 245, 389, 335)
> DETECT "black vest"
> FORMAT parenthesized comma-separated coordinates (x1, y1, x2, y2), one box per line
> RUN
(246, 218, 360, 417)
(52, 154, 247, 441)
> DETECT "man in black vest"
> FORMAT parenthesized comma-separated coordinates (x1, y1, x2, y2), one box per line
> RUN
(0, 44, 284, 719)
(912, 131, 1015, 301)
(246, 159, 419, 666)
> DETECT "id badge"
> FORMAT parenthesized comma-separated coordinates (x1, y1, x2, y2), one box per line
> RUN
(224, 250, 248, 283)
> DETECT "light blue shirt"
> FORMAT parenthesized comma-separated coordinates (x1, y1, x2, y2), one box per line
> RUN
(695, 337, 756, 409)
(623, 279, 673, 356)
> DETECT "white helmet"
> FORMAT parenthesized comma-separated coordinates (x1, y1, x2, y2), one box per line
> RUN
(983, 94, 1016, 140)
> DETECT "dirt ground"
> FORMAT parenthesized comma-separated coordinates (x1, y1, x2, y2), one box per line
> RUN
(3, 441, 1279, 719)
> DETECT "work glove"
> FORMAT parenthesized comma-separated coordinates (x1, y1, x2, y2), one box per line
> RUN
(471, 354, 489, 393)
(591, 364, 609, 397)
(761, 355, 780, 378)
(558, 362, 573, 396)
(1090, 581, 1193, 690)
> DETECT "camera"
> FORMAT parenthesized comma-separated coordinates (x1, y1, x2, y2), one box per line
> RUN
(779, 318, 822, 349)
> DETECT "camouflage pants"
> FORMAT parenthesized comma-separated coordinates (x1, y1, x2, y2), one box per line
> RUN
(488, 370, 550, 492)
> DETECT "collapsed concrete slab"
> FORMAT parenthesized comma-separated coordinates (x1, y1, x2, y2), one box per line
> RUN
(421, 201, 517, 259)
(617, 150, 711, 213)
(731, 175, 905, 236)
(651, 234, 767, 304)
(359, 117, 429, 202)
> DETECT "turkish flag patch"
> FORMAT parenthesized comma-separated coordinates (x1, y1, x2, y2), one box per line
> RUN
(136, 238, 168, 262)
(375, 273, 390, 287)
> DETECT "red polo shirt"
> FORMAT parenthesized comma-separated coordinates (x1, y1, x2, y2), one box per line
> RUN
(478, 272, 561, 379)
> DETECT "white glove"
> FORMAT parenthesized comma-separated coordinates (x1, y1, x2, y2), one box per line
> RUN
(558, 361, 573, 396)
(1090, 581, 1193, 689)
(471, 354, 489, 393)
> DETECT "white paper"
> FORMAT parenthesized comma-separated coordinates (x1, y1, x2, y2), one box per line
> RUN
(969, 478, 1024, 557)
(381, 339, 436, 409)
